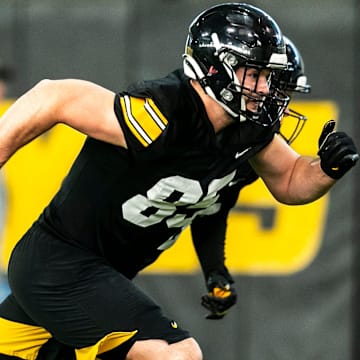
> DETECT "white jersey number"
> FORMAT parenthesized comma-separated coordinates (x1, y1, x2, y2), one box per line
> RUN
(122, 172, 236, 229)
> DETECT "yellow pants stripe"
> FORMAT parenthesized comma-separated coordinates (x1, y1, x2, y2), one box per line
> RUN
(75, 330, 138, 360)
(0, 317, 52, 360)
(0, 316, 138, 360)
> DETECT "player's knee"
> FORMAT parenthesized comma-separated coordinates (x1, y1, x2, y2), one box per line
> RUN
(169, 337, 203, 360)
(126, 337, 202, 360)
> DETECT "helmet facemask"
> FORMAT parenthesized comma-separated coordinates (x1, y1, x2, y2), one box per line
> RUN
(184, 48, 289, 126)
(271, 80, 308, 144)
(279, 107, 307, 144)
(272, 36, 312, 144)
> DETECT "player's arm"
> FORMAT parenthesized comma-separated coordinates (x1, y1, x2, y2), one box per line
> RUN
(0, 79, 126, 168)
(250, 121, 358, 205)
(191, 186, 239, 319)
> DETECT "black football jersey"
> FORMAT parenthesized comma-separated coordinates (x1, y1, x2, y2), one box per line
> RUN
(38, 69, 277, 278)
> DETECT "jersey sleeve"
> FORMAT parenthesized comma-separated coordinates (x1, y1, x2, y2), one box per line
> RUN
(114, 93, 169, 153)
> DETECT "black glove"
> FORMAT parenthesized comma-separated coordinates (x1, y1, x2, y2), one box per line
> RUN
(201, 270, 237, 320)
(317, 120, 359, 179)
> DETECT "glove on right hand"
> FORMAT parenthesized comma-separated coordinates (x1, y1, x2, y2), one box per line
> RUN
(201, 271, 237, 320)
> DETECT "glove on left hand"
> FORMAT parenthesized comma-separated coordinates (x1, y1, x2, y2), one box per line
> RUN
(318, 120, 359, 179)
(201, 271, 237, 320)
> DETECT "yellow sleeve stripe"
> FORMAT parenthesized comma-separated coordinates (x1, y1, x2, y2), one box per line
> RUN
(120, 95, 168, 147)
(120, 96, 149, 146)
(145, 98, 168, 130)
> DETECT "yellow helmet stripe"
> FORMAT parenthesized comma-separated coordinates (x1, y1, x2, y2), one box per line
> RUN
(120, 95, 168, 147)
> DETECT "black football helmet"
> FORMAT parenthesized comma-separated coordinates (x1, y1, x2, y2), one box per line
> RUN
(274, 36, 311, 144)
(183, 3, 288, 124)
(277, 36, 311, 94)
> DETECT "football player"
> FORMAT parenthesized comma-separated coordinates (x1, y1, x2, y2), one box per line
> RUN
(0, 3, 357, 360)
(191, 35, 313, 320)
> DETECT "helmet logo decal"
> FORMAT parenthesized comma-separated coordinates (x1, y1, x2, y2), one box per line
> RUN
(208, 66, 218, 75)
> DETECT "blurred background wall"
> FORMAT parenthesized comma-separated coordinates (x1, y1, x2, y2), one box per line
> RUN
(0, 0, 359, 359)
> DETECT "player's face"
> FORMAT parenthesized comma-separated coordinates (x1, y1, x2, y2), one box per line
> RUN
(235, 67, 271, 113)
